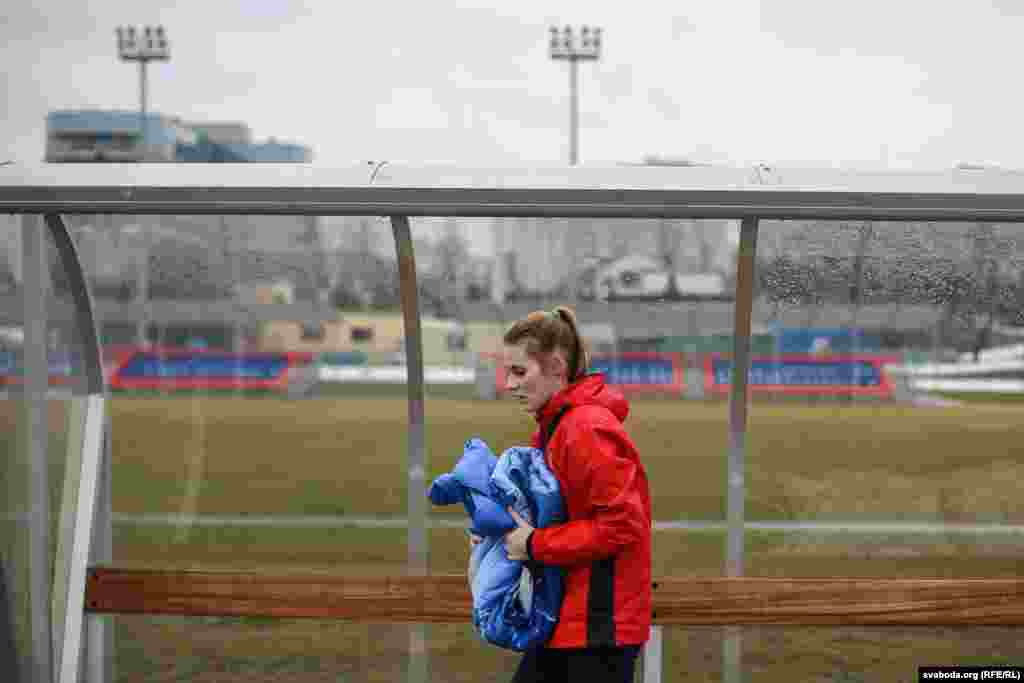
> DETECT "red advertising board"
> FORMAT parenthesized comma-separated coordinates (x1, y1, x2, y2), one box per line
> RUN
(107, 347, 314, 391)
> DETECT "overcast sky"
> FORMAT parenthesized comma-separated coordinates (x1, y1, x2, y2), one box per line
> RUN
(3, 0, 1021, 172)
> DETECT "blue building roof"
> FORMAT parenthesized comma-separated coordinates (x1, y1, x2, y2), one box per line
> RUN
(46, 110, 312, 162)
(174, 141, 311, 163)
(47, 110, 178, 146)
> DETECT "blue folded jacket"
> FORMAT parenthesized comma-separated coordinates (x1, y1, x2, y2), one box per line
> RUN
(427, 438, 566, 652)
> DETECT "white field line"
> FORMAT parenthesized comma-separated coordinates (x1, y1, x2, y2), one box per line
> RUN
(110, 514, 1024, 536)
(961, 341, 1024, 359)
(317, 365, 475, 384)
(911, 379, 1024, 393)
(894, 359, 1024, 377)
(173, 395, 207, 544)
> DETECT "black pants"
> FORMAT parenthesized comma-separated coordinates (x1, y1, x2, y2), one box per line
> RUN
(511, 644, 642, 683)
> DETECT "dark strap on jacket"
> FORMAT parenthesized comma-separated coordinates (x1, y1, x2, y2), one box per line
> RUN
(541, 405, 571, 453)
(539, 403, 618, 646)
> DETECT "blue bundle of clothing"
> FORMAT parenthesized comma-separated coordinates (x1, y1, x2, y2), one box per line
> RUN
(427, 438, 566, 652)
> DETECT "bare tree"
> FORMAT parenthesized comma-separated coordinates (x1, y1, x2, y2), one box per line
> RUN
(759, 220, 1024, 353)
(434, 220, 471, 318)
(657, 219, 683, 299)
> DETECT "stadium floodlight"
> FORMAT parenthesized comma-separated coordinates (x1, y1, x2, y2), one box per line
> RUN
(116, 25, 170, 61)
(116, 25, 170, 343)
(115, 25, 170, 161)
(548, 25, 602, 165)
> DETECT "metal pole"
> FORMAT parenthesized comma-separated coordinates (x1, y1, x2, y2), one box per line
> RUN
(22, 214, 53, 683)
(390, 215, 429, 683)
(221, 216, 243, 392)
(138, 60, 147, 160)
(44, 214, 112, 683)
(569, 57, 578, 166)
(724, 216, 759, 683)
(550, 26, 598, 166)
(55, 395, 104, 683)
(728, 218, 758, 575)
(641, 623, 663, 683)
(83, 415, 113, 683)
(135, 224, 148, 348)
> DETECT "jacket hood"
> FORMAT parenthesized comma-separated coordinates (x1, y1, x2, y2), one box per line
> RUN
(537, 372, 629, 432)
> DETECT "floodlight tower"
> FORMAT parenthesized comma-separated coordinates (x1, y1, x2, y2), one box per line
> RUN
(116, 25, 170, 161)
(116, 26, 168, 346)
(548, 25, 602, 165)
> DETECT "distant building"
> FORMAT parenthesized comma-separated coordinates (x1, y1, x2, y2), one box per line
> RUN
(236, 281, 297, 306)
(486, 214, 737, 302)
(37, 109, 323, 350)
(570, 253, 729, 301)
(45, 110, 312, 163)
(259, 313, 472, 364)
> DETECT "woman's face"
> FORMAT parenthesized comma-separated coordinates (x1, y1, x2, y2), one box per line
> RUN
(503, 342, 567, 416)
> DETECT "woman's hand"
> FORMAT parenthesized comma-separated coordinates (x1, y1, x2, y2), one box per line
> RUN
(467, 531, 483, 583)
(503, 508, 535, 561)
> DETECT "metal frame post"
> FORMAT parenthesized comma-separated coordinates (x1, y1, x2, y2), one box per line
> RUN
(391, 215, 429, 683)
(83, 413, 113, 683)
(641, 623, 663, 683)
(569, 57, 578, 166)
(138, 61, 147, 150)
(724, 216, 759, 683)
(52, 395, 84, 668)
(22, 213, 54, 683)
(44, 214, 110, 683)
(54, 396, 105, 683)
(135, 221, 149, 348)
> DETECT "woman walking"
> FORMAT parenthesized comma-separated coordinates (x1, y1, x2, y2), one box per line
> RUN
(481, 306, 652, 682)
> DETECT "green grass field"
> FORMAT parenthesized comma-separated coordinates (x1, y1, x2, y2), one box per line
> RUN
(102, 396, 1024, 520)
(5, 395, 1023, 577)
(4, 396, 1023, 681)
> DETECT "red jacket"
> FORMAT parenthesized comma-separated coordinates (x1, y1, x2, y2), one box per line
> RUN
(526, 374, 652, 649)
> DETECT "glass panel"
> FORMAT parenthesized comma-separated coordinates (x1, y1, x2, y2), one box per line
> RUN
(0, 214, 92, 680)
(69, 212, 743, 578)
(77, 214, 418, 574)
(417, 215, 740, 580)
(751, 220, 1024, 578)
(47, 214, 94, 678)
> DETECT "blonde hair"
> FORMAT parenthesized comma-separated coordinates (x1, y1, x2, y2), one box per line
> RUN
(503, 306, 591, 381)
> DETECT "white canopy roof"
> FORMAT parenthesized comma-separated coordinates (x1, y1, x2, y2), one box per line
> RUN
(3, 162, 1024, 221)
